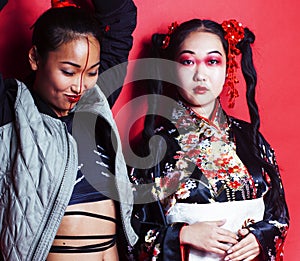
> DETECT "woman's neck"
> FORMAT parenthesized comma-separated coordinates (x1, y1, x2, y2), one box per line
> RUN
(182, 99, 217, 120)
(176, 92, 218, 120)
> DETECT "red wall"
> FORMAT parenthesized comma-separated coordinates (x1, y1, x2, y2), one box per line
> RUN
(0, 0, 299, 259)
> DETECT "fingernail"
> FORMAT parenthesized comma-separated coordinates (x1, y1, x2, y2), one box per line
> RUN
(224, 257, 229, 261)
(227, 249, 233, 254)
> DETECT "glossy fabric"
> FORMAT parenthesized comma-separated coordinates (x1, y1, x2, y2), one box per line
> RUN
(130, 102, 289, 261)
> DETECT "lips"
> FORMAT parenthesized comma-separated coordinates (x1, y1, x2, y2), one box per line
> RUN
(66, 95, 81, 103)
(194, 86, 208, 94)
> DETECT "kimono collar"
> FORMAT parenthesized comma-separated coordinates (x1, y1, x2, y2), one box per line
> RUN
(172, 99, 230, 140)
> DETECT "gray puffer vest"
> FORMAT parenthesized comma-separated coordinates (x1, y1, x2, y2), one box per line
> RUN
(0, 81, 137, 260)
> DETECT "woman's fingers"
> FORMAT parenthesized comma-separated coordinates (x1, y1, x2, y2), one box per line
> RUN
(225, 233, 260, 261)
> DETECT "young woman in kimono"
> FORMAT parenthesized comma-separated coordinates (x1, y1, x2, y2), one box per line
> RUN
(130, 19, 289, 261)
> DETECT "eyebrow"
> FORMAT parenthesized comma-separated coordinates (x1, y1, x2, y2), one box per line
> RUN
(178, 50, 223, 56)
(60, 61, 101, 69)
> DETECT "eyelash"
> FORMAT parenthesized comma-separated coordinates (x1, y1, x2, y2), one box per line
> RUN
(62, 70, 74, 76)
(208, 59, 220, 65)
(88, 71, 98, 77)
(62, 70, 98, 77)
(181, 60, 194, 65)
(180, 59, 220, 66)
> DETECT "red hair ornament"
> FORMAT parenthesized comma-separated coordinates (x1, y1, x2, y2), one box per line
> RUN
(222, 19, 244, 108)
(51, 0, 78, 8)
(161, 21, 179, 49)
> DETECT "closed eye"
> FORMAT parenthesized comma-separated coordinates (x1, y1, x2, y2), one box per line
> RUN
(62, 70, 75, 76)
(88, 71, 98, 77)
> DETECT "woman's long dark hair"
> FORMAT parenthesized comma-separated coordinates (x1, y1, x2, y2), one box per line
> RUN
(143, 18, 285, 218)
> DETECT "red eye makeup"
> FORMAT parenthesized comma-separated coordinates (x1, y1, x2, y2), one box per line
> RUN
(177, 50, 224, 67)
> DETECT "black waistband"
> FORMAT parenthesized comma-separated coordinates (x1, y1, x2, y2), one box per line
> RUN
(63, 210, 118, 223)
(49, 211, 117, 253)
(50, 238, 116, 253)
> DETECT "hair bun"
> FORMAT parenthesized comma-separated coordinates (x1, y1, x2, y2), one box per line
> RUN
(152, 33, 167, 49)
(243, 28, 255, 44)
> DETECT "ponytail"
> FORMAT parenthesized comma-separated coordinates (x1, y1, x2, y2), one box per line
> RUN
(237, 28, 259, 150)
(238, 28, 285, 217)
(142, 34, 166, 143)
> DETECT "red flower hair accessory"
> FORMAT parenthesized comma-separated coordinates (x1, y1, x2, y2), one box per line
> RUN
(221, 19, 244, 108)
(51, 0, 78, 8)
(161, 21, 179, 49)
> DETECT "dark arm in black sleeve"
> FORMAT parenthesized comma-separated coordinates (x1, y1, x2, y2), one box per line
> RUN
(0, 74, 17, 127)
(248, 134, 289, 260)
(92, 0, 137, 107)
(0, 0, 8, 11)
(0, 74, 5, 125)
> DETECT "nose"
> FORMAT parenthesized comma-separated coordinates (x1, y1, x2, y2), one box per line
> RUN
(193, 63, 207, 82)
(70, 76, 85, 94)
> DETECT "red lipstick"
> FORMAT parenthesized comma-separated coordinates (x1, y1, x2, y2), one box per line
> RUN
(66, 95, 81, 103)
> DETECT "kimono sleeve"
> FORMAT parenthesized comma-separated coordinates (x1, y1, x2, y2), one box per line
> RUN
(129, 136, 186, 261)
(92, 0, 137, 107)
(249, 134, 289, 260)
(130, 197, 186, 261)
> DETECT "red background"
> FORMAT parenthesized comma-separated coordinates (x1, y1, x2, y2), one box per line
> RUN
(0, 0, 299, 259)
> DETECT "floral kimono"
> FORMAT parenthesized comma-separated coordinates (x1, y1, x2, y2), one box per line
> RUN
(130, 100, 289, 261)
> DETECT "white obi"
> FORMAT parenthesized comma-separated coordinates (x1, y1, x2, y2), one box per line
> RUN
(166, 198, 264, 261)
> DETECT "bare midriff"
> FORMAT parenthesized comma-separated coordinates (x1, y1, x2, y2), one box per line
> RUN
(47, 199, 118, 261)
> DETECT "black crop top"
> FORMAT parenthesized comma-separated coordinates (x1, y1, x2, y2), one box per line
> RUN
(60, 111, 117, 205)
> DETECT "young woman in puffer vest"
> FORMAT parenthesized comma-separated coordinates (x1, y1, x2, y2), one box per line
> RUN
(0, 0, 137, 260)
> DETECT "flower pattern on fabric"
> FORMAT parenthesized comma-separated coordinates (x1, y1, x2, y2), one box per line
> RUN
(139, 229, 161, 261)
(153, 101, 258, 208)
(175, 179, 197, 199)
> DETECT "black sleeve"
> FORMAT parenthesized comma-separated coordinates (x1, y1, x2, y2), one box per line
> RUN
(130, 197, 186, 261)
(92, 0, 137, 107)
(128, 132, 185, 260)
(0, 75, 17, 127)
(249, 134, 289, 260)
(0, 0, 8, 11)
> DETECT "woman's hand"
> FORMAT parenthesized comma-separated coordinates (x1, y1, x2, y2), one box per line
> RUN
(180, 220, 238, 255)
(224, 228, 260, 261)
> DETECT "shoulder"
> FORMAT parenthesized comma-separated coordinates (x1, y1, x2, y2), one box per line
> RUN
(230, 117, 257, 141)
(229, 116, 273, 153)
(230, 117, 253, 132)
(153, 119, 181, 150)
(1, 76, 18, 101)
